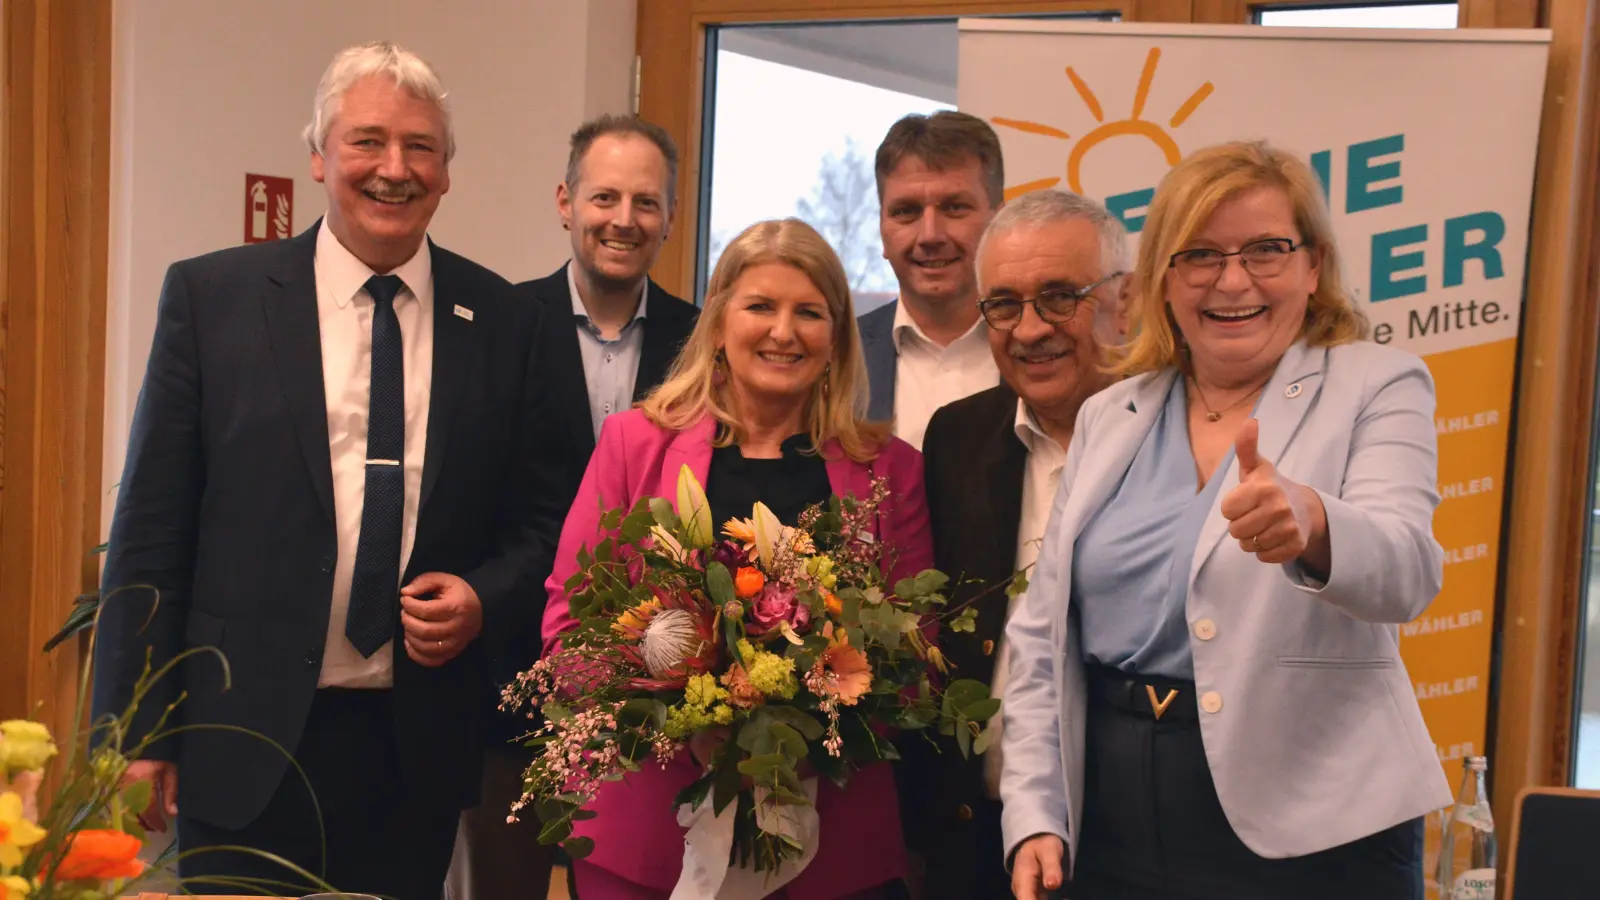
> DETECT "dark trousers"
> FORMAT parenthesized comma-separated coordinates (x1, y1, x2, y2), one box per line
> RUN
(177, 688, 459, 900)
(445, 742, 555, 900)
(1069, 667, 1424, 900)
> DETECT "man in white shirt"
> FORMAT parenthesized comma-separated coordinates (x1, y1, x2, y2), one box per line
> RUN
(908, 189, 1129, 899)
(857, 111, 1006, 450)
(94, 42, 564, 900)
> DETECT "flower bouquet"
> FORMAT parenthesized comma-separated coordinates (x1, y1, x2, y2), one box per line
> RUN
(503, 466, 1000, 894)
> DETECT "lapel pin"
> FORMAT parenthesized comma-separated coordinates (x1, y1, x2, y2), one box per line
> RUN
(453, 304, 474, 322)
(1285, 382, 1303, 399)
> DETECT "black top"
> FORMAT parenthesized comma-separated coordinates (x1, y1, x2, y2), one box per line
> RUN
(706, 432, 832, 534)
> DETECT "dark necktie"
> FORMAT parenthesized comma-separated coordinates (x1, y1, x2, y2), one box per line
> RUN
(345, 274, 406, 658)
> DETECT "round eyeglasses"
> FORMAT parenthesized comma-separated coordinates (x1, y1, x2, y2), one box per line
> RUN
(1168, 238, 1307, 287)
(977, 271, 1125, 331)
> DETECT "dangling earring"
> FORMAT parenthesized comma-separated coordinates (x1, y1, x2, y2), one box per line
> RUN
(712, 349, 729, 388)
(818, 363, 832, 400)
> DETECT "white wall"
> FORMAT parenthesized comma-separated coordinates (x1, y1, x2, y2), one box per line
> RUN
(103, 0, 636, 531)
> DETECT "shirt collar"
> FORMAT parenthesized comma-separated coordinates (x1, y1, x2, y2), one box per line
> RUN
(316, 217, 432, 310)
(567, 262, 649, 325)
(891, 298, 987, 352)
(1013, 396, 1065, 458)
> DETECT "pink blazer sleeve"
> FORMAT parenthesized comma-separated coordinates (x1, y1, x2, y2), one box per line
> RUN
(875, 438, 935, 588)
(540, 413, 634, 657)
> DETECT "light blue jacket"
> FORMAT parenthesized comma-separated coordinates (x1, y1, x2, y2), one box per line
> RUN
(999, 339, 1454, 867)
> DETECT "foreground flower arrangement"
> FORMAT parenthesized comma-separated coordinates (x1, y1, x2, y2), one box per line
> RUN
(12, 624, 331, 900)
(503, 466, 1001, 879)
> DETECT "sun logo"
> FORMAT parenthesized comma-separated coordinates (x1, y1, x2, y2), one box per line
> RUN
(991, 47, 1214, 201)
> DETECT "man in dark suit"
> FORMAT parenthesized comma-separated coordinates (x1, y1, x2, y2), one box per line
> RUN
(858, 111, 1005, 451)
(445, 113, 696, 900)
(913, 189, 1129, 898)
(92, 42, 564, 900)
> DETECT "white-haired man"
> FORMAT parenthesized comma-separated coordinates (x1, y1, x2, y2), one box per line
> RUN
(907, 189, 1129, 899)
(93, 41, 565, 900)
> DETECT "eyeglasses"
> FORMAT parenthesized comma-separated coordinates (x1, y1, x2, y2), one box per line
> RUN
(977, 272, 1125, 331)
(1168, 238, 1307, 287)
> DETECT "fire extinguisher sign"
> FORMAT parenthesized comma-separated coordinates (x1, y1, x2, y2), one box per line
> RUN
(244, 174, 294, 244)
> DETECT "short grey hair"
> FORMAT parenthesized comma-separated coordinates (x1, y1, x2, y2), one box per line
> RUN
(302, 41, 455, 164)
(975, 189, 1131, 292)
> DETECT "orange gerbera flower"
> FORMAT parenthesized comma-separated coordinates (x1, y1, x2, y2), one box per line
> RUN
(820, 626, 871, 705)
(734, 567, 766, 599)
(54, 828, 143, 880)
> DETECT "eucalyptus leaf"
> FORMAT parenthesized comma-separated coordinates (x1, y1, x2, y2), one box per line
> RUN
(707, 562, 736, 606)
(564, 836, 596, 860)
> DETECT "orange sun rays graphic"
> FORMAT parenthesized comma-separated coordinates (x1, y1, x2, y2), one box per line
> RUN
(992, 48, 1214, 201)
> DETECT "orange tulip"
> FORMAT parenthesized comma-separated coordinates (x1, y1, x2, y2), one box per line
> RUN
(823, 591, 843, 617)
(734, 567, 766, 599)
(53, 829, 143, 881)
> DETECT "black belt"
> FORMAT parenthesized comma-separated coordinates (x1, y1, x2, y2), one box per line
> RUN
(1086, 665, 1199, 721)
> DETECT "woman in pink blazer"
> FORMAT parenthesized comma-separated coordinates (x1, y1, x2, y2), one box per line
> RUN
(541, 218, 933, 899)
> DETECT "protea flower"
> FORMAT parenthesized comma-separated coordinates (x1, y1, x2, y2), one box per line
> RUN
(615, 587, 717, 690)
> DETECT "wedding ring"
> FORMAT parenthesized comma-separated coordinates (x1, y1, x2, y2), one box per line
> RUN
(1251, 536, 1263, 552)
(437, 640, 443, 652)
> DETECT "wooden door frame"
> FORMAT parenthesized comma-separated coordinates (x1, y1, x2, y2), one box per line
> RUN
(0, 0, 112, 745)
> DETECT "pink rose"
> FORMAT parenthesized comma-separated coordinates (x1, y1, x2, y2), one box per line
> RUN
(748, 583, 809, 635)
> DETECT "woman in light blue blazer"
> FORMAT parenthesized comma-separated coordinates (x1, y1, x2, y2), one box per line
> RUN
(1002, 141, 1452, 900)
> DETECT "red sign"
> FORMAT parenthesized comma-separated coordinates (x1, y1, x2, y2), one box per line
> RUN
(244, 174, 293, 243)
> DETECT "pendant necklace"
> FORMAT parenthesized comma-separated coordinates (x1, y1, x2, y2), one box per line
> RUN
(1190, 375, 1265, 422)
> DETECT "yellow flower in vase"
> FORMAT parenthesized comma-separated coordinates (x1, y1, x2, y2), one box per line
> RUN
(0, 791, 47, 869)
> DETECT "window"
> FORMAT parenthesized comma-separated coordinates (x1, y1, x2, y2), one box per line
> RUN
(698, 15, 1114, 310)
(1256, 3, 1459, 28)
(1576, 454, 1600, 786)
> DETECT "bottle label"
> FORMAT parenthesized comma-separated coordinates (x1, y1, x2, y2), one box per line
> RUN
(1452, 868, 1495, 900)
(1459, 803, 1495, 832)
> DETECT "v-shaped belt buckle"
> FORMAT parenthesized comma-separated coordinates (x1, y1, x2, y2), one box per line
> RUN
(1145, 684, 1179, 720)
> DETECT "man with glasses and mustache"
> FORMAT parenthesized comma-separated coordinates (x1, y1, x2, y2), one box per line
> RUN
(94, 42, 565, 900)
(905, 189, 1128, 900)
(449, 113, 698, 900)
(858, 111, 1005, 451)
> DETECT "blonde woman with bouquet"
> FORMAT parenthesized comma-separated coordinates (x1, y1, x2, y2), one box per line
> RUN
(538, 218, 934, 899)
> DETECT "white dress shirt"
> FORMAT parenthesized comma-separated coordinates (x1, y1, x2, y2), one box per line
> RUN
(983, 399, 1068, 798)
(313, 220, 434, 689)
(890, 302, 999, 451)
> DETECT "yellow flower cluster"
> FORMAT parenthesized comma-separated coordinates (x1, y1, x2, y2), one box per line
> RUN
(664, 674, 736, 738)
(805, 555, 838, 591)
(0, 722, 55, 776)
(736, 640, 797, 700)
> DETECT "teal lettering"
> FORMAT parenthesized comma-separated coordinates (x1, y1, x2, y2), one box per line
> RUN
(1347, 134, 1405, 214)
(1442, 211, 1505, 288)
(1371, 224, 1428, 302)
(1105, 188, 1155, 234)
(1310, 149, 1331, 206)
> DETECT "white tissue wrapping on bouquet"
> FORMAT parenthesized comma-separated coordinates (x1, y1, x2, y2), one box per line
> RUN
(670, 777, 821, 900)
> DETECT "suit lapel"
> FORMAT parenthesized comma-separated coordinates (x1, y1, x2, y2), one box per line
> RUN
(861, 303, 897, 421)
(545, 266, 598, 458)
(419, 246, 477, 512)
(260, 226, 335, 524)
(1188, 342, 1327, 584)
(1062, 372, 1176, 548)
(983, 392, 1028, 580)
(662, 417, 717, 498)
(633, 281, 685, 403)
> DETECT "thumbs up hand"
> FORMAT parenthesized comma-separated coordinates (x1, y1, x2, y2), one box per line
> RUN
(1219, 419, 1325, 565)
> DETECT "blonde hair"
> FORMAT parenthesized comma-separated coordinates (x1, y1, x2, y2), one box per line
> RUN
(1116, 140, 1370, 376)
(639, 219, 890, 462)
